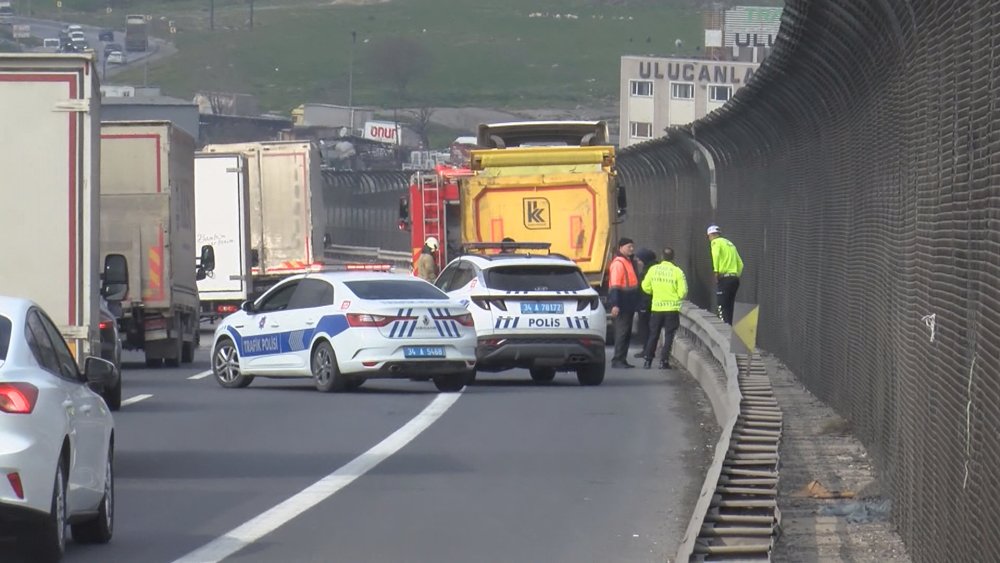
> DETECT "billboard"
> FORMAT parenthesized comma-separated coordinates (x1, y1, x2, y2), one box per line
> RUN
(363, 120, 401, 145)
(724, 6, 782, 48)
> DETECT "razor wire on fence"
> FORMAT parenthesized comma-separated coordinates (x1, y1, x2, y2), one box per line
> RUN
(321, 171, 411, 252)
(618, 0, 1000, 560)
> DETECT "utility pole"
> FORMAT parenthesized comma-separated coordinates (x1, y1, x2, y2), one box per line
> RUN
(348, 30, 356, 133)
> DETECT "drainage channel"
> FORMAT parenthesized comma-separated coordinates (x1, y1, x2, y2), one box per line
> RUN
(692, 352, 782, 561)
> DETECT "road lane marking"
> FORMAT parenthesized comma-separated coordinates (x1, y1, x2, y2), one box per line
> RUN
(188, 370, 213, 380)
(121, 394, 153, 407)
(170, 391, 463, 563)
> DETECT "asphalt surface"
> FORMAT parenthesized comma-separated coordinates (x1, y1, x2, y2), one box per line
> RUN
(14, 337, 715, 563)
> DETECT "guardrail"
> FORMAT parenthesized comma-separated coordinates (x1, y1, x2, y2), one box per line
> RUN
(672, 304, 782, 561)
(323, 244, 412, 270)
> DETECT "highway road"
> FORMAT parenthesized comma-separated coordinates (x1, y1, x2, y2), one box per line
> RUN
(7, 337, 717, 563)
(9, 15, 174, 79)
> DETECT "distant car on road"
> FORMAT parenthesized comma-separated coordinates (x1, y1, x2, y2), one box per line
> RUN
(98, 29, 114, 42)
(211, 266, 478, 392)
(106, 50, 126, 65)
(0, 296, 117, 562)
(103, 42, 123, 56)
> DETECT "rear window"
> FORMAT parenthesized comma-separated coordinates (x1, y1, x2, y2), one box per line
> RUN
(485, 265, 588, 291)
(0, 315, 10, 360)
(344, 280, 449, 300)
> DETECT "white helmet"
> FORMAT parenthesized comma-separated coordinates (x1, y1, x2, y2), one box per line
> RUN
(425, 236, 439, 251)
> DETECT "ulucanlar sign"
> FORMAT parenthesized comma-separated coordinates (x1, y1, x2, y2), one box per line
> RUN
(638, 61, 756, 85)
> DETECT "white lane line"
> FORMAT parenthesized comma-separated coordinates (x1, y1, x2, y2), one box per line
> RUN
(171, 391, 463, 563)
(188, 370, 213, 380)
(121, 394, 153, 407)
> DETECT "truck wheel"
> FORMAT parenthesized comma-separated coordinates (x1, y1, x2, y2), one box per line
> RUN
(213, 338, 253, 388)
(144, 356, 163, 368)
(529, 367, 556, 383)
(181, 341, 194, 363)
(576, 362, 605, 386)
(312, 341, 347, 393)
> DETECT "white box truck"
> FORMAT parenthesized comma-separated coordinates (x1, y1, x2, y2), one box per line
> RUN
(100, 120, 215, 367)
(194, 152, 252, 322)
(0, 53, 122, 406)
(200, 140, 327, 297)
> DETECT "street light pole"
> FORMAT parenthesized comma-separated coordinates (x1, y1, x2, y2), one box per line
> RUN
(348, 30, 356, 133)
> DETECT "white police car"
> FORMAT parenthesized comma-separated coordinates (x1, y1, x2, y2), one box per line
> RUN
(211, 267, 477, 392)
(435, 245, 606, 385)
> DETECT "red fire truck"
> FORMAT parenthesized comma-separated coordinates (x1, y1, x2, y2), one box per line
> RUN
(398, 164, 474, 273)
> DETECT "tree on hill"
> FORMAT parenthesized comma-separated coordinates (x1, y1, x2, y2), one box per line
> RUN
(369, 36, 431, 103)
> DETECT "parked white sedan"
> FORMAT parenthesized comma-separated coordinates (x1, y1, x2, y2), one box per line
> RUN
(212, 268, 478, 392)
(0, 296, 118, 562)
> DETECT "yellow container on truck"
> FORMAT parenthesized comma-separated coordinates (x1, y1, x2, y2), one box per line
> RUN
(100, 120, 205, 367)
(0, 54, 103, 362)
(459, 121, 622, 288)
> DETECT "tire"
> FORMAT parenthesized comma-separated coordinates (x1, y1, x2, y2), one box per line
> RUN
(433, 372, 469, 393)
(529, 367, 556, 383)
(344, 377, 365, 391)
(212, 338, 253, 388)
(181, 340, 195, 363)
(312, 341, 347, 393)
(71, 443, 114, 544)
(103, 375, 122, 411)
(21, 459, 67, 562)
(576, 362, 605, 386)
(144, 356, 163, 368)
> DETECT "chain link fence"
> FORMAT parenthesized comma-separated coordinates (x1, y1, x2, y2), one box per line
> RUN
(321, 171, 411, 251)
(618, 1, 1000, 560)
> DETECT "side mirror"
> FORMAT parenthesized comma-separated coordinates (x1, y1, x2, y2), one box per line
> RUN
(200, 245, 216, 272)
(101, 254, 129, 302)
(241, 300, 255, 313)
(616, 184, 628, 220)
(84, 357, 117, 391)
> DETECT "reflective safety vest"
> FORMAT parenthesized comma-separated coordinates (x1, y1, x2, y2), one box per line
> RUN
(640, 261, 688, 312)
(711, 236, 744, 277)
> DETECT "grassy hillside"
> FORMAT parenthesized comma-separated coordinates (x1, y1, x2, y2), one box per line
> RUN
(19, 0, 748, 112)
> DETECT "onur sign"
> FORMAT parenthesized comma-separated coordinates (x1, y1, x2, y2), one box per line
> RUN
(363, 121, 401, 145)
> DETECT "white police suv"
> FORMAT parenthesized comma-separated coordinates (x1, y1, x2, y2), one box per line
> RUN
(435, 245, 606, 386)
(211, 267, 477, 392)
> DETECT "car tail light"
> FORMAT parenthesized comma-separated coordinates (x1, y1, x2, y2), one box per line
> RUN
(99, 321, 111, 330)
(6, 473, 24, 499)
(0, 383, 38, 414)
(576, 296, 600, 311)
(471, 297, 507, 311)
(579, 337, 600, 347)
(452, 313, 475, 327)
(216, 304, 239, 314)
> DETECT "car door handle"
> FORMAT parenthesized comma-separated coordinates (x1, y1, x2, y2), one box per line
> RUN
(234, 324, 245, 329)
(305, 320, 315, 326)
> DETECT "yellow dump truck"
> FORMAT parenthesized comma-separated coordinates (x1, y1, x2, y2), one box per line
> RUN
(459, 121, 626, 288)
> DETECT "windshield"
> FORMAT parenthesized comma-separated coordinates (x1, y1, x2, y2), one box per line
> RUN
(344, 280, 450, 300)
(0, 315, 10, 360)
(485, 265, 588, 291)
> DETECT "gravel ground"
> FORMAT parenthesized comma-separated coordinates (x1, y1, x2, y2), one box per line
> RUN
(764, 353, 912, 562)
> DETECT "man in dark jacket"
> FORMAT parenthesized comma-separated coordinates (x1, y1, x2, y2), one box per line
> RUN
(608, 237, 640, 368)
(632, 248, 658, 359)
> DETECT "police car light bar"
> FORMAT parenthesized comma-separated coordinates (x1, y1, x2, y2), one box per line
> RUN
(315, 263, 395, 273)
(462, 242, 552, 253)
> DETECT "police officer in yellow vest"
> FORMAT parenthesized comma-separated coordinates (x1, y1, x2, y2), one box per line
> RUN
(707, 225, 744, 325)
(640, 247, 688, 369)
